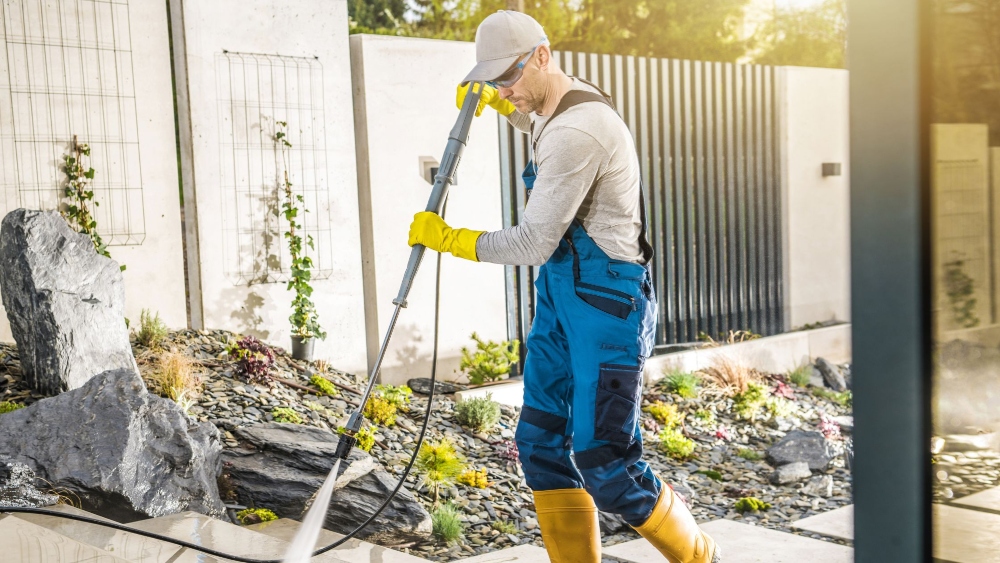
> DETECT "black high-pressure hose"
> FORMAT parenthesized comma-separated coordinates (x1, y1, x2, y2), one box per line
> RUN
(0, 83, 486, 562)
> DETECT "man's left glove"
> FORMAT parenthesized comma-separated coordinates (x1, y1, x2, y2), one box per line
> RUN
(408, 212, 484, 262)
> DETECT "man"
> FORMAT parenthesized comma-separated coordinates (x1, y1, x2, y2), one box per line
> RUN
(408, 10, 720, 563)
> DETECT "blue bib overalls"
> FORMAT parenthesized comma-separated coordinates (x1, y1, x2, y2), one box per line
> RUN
(515, 158, 662, 526)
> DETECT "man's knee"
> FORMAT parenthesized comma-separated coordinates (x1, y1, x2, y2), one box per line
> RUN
(575, 442, 660, 525)
(515, 406, 582, 490)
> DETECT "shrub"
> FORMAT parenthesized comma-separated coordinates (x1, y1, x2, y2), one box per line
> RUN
(304, 400, 326, 412)
(497, 439, 519, 462)
(458, 467, 490, 489)
(363, 396, 397, 426)
(491, 520, 518, 535)
(149, 353, 202, 409)
(236, 507, 278, 525)
(643, 401, 683, 429)
(136, 309, 168, 348)
(658, 428, 696, 460)
(787, 364, 812, 387)
(0, 401, 24, 415)
(737, 448, 763, 461)
(416, 439, 466, 501)
(732, 382, 768, 420)
(734, 497, 772, 513)
(813, 388, 853, 407)
(693, 409, 715, 424)
(697, 469, 723, 481)
(459, 332, 520, 385)
(700, 357, 761, 395)
(431, 503, 464, 544)
(819, 414, 843, 440)
(309, 374, 338, 396)
(227, 336, 275, 385)
(662, 371, 700, 399)
(765, 396, 794, 419)
(375, 384, 412, 410)
(272, 407, 303, 424)
(455, 394, 502, 432)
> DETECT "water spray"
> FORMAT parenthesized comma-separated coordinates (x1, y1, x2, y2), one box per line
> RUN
(0, 83, 487, 563)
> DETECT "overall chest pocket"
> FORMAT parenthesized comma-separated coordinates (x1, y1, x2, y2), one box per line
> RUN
(594, 364, 643, 442)
(575, 281, 637, 320)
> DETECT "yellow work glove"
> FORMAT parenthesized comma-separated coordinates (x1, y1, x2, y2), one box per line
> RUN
(408, 212, 484, 262)
(456, 82, 516, 117)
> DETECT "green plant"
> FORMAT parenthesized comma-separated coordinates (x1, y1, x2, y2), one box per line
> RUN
(459, 332, 519, 385)
(304, 400, 325, 412)
(454, 394, 502, 432)
(416, 438, 466, 501)
(431, 502, 465, 544)
(236, 507, 279, 525)
(944, 257, 980, 328)
(737, 448, 763, 461)
(732, 382, 768, 420)
(226, 336, 275, 385)
(136, 309, 168, 348)
(309, 374, 338, 396)
(61, 137, 123, 271)
(491, 520, 518, 535)
(644, 401, 683, 429)
(375, 383, 412, 409)
(0, 402, 24, 415)
(658, 427, 696, 460)
(694, 409, 716, 424)
(765, 396, 794, 419)
(734, 497, 772, 513)
(275, 122, 325, 341)
(363, 396, 397, 426)
(662, 370, 700, 399)
(697, 469, 723, 481)
(700, 357, 761, 395)
(787, 364, 812, 387)
(698, 330, 762, 346)
(272, 407, 303, 424)
(147, 352, 201, 406)
(812, 388, 853, 407)
(457, 467, 490, 489)
(337, 424, 376, 452)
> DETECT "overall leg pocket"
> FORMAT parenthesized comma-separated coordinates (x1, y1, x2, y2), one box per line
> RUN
(594, 364, 643, 442)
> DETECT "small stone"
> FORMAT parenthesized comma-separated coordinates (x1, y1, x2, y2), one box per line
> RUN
(802, 475, 834, 497)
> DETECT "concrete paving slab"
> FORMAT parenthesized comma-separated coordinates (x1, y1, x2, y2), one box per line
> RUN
(0, 514, 130, 562)
(791, 505, 854, 541)
(934, 504, 1000, 563)
(453, 544, 550, 562)
(246, 517, 428, 562)
(128, 511, 352, 562)
(604, 519, 853, 563)
(953, 486, 1000, 513)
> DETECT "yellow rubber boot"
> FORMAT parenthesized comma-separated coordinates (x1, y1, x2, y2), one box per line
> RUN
(533, 488, 601, 563)
(633, 484, 721, 563)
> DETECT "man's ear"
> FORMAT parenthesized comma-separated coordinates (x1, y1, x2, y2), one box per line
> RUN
(536, 44, 552, 71)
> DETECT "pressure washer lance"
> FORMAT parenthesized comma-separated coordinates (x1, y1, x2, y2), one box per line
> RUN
(0, 83, 487, 563)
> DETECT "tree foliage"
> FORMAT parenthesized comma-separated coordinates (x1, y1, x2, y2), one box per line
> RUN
(752, 0, 846, 69)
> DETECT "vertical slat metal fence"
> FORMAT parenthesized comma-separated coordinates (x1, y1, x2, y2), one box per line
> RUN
(499, 52, 784, 351)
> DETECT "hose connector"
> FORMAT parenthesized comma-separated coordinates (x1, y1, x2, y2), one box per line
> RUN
(334, 411, 363, 460)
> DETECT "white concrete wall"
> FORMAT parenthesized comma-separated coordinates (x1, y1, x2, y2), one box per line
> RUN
(350, 35, 508, 386)
(172, 0, 367, 374)
(780, 67, 851, 329)
(0, 0, 187, 340)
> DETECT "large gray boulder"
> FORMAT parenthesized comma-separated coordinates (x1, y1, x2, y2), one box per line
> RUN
(0, 209, 136, 394)
(222, 423, 432, 544)
(814, 357, 848, 392)
(0, 457, 59, 508)
(766, 430, 835, 471)
(0, 368, 225, 522)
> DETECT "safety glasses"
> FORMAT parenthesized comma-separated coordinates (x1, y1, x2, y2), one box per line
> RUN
(487, 38, 548, 89)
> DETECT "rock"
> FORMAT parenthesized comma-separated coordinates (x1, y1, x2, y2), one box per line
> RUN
(407, 378, 461, 396)
(940, 433, 999, 453)
(814, 357, 847, 392)
(802, 475, 834, 497)
(598, 511, 627, 534)
(0, 458, 59, 508)
(222, 423, 431, 544)
(766, 431, 835, 471)
(770, 462, 812, 485)
(841, 363, 852, 390)
(809, 366, 826, 388)
(832, 416, 854, 434)
(0, 209, 136, 394)
(0, 368, 225, 521)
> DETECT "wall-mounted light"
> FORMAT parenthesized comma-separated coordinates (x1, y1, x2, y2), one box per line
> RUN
(822, 162, 842, 177)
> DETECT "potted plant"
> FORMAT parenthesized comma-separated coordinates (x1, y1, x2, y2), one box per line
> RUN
(275, 121, 326, 360)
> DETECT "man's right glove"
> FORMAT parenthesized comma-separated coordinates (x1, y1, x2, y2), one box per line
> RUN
(456, 82, 517, 117)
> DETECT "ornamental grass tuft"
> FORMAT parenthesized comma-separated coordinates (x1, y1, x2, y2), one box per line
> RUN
(455, 394, 502, 432)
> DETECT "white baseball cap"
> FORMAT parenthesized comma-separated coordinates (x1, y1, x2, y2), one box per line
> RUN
(462, 10, 547, 84)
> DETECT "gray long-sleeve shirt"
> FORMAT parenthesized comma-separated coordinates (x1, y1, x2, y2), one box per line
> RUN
(476, 79, 644, 266)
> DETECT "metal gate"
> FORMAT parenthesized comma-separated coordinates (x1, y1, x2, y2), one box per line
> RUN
(499, 52, 784, 351)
